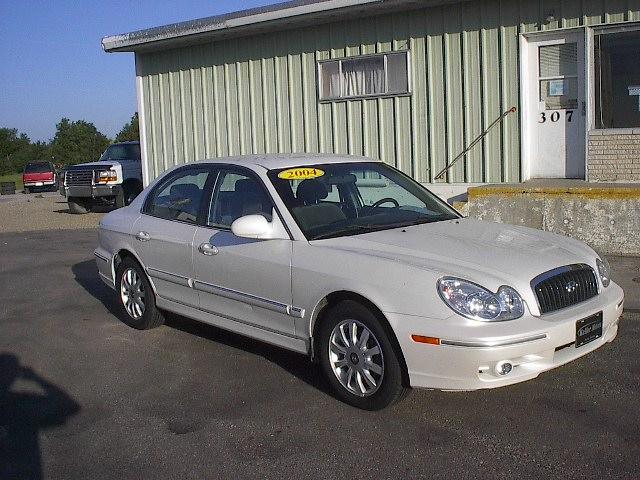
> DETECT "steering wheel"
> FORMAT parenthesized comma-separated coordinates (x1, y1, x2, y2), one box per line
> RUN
(371, 197, 400, 208)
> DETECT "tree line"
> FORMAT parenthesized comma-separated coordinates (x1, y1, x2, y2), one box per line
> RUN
(0, 113, 139, 175)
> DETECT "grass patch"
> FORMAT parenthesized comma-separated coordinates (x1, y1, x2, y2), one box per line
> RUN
(0, 173, 23, 190)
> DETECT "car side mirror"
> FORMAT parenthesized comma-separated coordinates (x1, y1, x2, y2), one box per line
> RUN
(230, 208, 289, 240)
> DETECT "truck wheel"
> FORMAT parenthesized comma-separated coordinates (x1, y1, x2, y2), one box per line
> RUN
(24, 187, 30, 194)
(114, 189, 125, 209)
(123, 181, 143, 206)
(68, 197, 90, 214)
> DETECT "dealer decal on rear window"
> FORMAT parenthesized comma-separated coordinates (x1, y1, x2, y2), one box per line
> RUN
(277, 168, 325, 180)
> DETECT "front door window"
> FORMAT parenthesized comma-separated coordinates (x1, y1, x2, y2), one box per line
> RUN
(207, 170, 274, 229)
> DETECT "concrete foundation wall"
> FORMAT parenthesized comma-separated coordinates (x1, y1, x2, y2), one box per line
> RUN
(468, 185, 640, 256)
(588, 130, 640, 182)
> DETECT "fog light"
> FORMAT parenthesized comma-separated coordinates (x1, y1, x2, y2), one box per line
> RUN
(494, 360, 513, 376)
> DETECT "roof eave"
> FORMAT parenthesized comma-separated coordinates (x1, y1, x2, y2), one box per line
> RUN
(102, 0, 462, 53)
(102, 0, 384, 53)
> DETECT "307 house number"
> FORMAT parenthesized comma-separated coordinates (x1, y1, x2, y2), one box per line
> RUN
(539, 110, 574, 123)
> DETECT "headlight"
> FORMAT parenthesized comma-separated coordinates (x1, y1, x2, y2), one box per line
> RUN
(437, 277, 525, 322)
(96, 169, 117, 183)
(596, 257, 611, 288)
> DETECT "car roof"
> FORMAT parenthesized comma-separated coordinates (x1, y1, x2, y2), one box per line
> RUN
(196, 153, 381, 171)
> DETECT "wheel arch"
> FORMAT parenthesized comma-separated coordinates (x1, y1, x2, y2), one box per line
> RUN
(309, 290, 409, 387)
(112, 248, 157, 294)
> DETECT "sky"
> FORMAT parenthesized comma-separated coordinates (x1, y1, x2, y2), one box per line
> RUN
(0, 0, 280, 142)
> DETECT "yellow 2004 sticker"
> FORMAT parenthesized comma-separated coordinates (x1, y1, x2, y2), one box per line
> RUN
(278, 167, 325, 180)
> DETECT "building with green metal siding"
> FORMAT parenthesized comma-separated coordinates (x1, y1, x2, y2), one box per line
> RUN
(104, 0, 640, 201)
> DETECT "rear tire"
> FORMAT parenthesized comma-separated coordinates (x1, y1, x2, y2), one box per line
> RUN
(318, 300, 408, 410)
(68, 198, 90, 214)
(115, 257, 164, 330)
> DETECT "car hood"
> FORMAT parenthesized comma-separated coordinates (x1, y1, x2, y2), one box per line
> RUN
(311, 218, 596, 289)
(69, 161, 116, 169)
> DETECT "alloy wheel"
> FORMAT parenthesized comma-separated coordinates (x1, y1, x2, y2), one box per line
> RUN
(328, 319, 384, 397)
(120, 267, 145, 319)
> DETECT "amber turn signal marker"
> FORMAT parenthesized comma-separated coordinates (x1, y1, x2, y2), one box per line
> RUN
(411, 335, 440, 345)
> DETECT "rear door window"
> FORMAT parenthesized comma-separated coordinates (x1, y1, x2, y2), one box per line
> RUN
(144, 167, 212, 224)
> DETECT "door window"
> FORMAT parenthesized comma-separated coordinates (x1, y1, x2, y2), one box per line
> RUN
(539, 43, 578, 110)
(208, 170, 274, 229)
(144, 168, 210, 224)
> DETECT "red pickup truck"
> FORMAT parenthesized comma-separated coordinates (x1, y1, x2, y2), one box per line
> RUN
(23, 161, 57, 193)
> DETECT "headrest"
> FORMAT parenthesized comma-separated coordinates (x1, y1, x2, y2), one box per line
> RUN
(296, 179, 328, 205)
(235, 178, 263, 197)
(170, 183, 200, 198)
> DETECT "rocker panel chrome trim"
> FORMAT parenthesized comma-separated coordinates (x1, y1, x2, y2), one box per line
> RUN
(193, 280, 305, 319)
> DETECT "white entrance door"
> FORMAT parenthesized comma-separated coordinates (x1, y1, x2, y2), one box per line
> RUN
(524, 32, 585, 178)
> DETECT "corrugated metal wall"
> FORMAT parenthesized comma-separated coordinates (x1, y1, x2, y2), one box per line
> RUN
(136, 0, 640, 184)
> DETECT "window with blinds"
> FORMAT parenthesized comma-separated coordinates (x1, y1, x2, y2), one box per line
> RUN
(538, 43, 578, 110)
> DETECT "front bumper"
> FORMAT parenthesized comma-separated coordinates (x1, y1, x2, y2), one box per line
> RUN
(388, 282, 624, 391)
(62, 184, 122, 199)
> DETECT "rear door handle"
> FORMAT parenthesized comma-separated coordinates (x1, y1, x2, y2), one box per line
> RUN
(136, 231, 151, 242)
(198, 243, 219, 256)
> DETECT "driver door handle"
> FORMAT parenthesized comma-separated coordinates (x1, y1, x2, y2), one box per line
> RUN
(198, 242, 219, 256)
(136, 231, 151, 242)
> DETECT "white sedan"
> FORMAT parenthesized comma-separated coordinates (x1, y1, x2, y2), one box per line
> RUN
(95, 154, 624, 410)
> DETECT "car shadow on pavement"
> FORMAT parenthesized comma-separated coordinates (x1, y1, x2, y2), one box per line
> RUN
(0, 354, 80, 480)
(71, 260, 331, 397)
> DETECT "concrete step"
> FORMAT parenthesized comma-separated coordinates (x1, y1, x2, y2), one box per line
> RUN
(466, 180, 640, 256)
(452, 200, 468, 216)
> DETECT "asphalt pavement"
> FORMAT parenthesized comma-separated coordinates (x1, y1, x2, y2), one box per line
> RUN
(0, 229, 638, 479)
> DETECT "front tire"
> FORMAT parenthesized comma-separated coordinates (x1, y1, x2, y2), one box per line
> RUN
(116, 258, 164, 330)
(123, 181, 142, 206)
(318, 300, 408, 410)
(68, 197, 90, 214)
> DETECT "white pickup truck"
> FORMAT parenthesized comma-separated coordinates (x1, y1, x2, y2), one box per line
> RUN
(61, 141, 143, 214)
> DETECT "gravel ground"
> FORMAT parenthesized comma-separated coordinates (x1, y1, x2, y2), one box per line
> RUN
(0, 192, 104, 232)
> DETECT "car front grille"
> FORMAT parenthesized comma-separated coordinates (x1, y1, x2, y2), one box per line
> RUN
(531, 264, 599, 314)
(66, 168, 95, 186)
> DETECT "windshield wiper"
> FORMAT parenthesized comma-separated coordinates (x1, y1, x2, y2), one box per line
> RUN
(310, 215, 457, 241)
(379, 217, 451, 229)
(311, 225, 381, 240)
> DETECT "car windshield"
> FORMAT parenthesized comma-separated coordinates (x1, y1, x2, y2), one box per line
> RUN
(268, 162, 459, 240)
(24, 162, 52, 173)
(100, 143, 141, 161)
